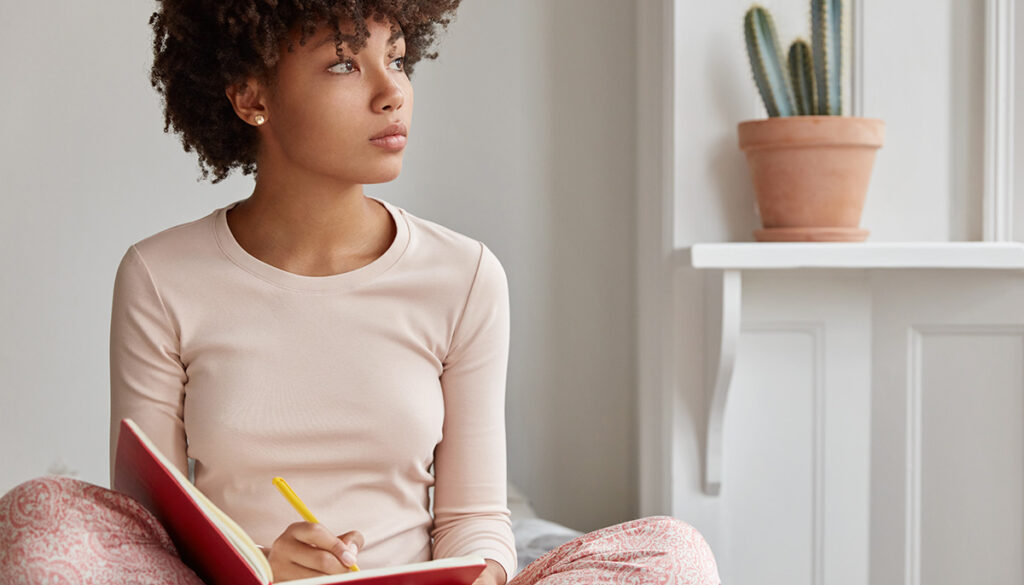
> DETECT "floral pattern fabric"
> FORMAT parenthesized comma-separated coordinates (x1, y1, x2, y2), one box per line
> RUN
(0, 476, 720, 585)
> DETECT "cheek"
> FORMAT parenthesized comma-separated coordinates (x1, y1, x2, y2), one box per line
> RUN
(275, 93, 362, 155)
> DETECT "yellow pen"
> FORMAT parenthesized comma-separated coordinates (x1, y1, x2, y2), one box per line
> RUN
(272, 476, 360, 572)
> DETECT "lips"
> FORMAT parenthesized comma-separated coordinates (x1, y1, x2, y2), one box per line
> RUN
(369, 134, 407, 151)
(370, 122, 407, 140)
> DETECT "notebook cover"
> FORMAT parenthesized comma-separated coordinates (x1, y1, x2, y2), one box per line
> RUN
(114, 419, 265, 585)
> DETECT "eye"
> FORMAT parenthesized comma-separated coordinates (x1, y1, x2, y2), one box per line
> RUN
(328, 59, 356, 75)
(328, 56, 406, 75)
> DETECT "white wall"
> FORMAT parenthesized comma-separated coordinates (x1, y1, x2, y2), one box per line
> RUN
(860, 0, 987, 241)
(0, 0, 637, 533)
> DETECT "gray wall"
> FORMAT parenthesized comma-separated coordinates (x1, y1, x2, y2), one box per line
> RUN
(0, 1, 637, 533)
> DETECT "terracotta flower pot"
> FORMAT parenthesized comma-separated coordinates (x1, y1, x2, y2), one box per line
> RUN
(737, 116, 885, 242)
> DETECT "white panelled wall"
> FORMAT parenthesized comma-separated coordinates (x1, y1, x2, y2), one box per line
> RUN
(637, 1, 1023, 584)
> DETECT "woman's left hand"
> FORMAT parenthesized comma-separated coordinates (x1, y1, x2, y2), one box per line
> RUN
(471, 559, 508, 585)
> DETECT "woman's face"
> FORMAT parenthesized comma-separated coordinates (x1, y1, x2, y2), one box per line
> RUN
(257, 15, 413, 185)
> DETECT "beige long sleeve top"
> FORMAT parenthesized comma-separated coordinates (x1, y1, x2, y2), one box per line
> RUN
(108, 196, 516, 579)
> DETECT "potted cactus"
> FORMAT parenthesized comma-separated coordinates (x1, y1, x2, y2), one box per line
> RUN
(740, 0, 885, 241)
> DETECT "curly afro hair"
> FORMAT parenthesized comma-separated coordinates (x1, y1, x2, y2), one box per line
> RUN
(148, 0, 461, 184)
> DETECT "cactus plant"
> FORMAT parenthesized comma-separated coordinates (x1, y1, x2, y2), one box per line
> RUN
(743, 6, 794, 117)
(787, 39, 814, 115)
(811, 0, 843, 114)
(744, 0, 844, 117)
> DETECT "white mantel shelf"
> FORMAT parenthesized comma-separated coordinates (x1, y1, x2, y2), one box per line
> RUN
(686, 241, 1024, 496)
(689, 242, 1024, 270)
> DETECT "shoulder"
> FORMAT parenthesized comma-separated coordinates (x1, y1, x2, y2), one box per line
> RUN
(397, 203, 507, 286)
(116, 206, 221, 274)
(133, 208, 218, 258)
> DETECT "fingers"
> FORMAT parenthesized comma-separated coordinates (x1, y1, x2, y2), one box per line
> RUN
(268, 542, 345, 580)
(289, 544, 348, 575)
(281, 522, 355, 573)
(335, 529, 363, 569)
(336, 529, 365, 556)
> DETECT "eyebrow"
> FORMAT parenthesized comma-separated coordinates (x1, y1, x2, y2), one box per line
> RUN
(313, 28, 405, 51)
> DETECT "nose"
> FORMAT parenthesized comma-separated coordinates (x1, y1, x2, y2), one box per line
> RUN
(371, 69, 405, 113)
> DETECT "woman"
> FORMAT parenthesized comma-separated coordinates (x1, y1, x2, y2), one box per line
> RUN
(0, 2, 721, 584)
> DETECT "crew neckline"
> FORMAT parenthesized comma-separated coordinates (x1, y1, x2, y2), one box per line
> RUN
(213, 195, 410, 293)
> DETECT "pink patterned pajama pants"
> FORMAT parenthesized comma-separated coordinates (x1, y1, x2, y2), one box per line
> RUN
(0, 476, 721, 585)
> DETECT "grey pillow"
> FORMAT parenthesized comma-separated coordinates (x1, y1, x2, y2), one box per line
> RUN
(511, 517, 584, 577)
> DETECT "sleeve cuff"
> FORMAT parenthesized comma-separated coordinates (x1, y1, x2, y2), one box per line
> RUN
(475, 550, 516, 584)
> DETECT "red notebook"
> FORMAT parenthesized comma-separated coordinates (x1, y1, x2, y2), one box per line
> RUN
(113, 418, 487, 585)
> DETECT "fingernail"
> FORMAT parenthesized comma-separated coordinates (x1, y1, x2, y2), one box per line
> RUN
(342, 550, 357, 567)
(347, 542, 358, 554)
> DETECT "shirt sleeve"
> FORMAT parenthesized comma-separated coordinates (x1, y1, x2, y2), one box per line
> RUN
(430, 242, 517, 582)
(108, 244, 189, 488)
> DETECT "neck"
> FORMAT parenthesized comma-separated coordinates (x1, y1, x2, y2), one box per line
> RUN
(239, 185, 376, 252)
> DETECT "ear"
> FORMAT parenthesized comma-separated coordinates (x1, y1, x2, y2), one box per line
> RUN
(224, 77, 268, 126)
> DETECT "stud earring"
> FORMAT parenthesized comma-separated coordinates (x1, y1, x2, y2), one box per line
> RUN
(254, 115, 266, 126)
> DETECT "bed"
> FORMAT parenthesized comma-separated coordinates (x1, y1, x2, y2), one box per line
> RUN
(506, 481, 585, 577)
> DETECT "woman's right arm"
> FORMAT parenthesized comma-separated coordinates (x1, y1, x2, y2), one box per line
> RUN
(108, 244, 189, 487)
